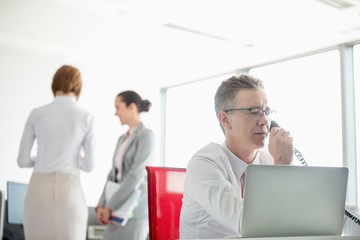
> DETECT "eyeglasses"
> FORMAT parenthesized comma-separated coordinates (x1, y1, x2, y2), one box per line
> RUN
(224, 107, 276, 120)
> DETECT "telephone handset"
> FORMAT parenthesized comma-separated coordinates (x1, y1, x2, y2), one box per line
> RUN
(270, 120, 308, 166)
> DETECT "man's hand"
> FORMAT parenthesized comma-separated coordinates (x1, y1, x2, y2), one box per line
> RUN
(268, 127, 294, 165)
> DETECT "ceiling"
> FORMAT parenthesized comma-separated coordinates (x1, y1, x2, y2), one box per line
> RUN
(1, 0, 360, 87)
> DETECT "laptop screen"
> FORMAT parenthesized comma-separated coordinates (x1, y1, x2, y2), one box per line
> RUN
(240, 165, 348, 238)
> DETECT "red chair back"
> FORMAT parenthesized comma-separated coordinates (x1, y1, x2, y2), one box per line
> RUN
(146, 166, 186, 240)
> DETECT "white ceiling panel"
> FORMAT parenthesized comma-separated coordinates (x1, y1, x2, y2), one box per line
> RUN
(0, 0, 359, 87)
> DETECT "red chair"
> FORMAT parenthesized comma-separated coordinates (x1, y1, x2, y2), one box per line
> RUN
(146, 166, 186, 240)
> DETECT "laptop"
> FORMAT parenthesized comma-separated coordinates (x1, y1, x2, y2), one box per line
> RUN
(240, 165, 348, 238)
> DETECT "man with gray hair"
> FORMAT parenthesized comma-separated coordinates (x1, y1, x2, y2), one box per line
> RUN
(179, 74, 293, 239)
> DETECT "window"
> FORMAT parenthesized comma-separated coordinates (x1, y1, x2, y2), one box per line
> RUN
(164, 75, 232, 167)
(354, 44, 360, 206)
(165, 51, 342, 169)
(164, 48, 360, 203)
(250, 51, 342, 167)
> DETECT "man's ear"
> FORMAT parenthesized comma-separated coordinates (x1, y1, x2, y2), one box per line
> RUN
(218, 111, 231, 130)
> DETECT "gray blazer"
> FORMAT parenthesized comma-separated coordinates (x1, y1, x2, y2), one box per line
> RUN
(97, 122, 155, 219)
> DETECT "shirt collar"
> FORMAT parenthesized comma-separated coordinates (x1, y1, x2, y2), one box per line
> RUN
(221, 142, 260, 178)
(127, 122, 141, 137)
(128, 127, 136, 136)
(53, 96, 77, 103)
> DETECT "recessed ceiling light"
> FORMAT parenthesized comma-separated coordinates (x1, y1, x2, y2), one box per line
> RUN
(317, 0, 354, 9)
(244, 44, 254, 48)
(163, 23, 228, 41)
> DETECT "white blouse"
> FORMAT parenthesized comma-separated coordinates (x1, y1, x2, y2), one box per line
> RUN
(17, 96, 95, 175)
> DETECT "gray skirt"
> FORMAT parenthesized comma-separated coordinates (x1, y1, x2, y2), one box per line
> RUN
(24, 172, 88, 240)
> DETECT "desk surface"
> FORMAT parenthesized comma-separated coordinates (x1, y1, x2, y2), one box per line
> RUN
(219, 236, 360, 240)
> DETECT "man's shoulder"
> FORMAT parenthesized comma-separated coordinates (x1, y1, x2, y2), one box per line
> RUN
(194, 142, 225, 156)
(188, 142, 228, 167)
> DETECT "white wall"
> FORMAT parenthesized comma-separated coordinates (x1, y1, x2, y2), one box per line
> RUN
(0, 44, 162, 206)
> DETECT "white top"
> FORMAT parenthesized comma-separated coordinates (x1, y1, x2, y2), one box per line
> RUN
(114, 128, 135, 182)
(17, 96, 95, 175)
(179, 142, 274, 239)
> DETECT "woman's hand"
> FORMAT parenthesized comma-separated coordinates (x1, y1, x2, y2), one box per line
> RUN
(96, 207, 112, 225)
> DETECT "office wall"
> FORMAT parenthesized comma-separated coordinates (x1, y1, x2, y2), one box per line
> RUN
(0, 44, 161, 206)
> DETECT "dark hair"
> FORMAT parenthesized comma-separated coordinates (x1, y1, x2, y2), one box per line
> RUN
(117, 90, 152, 113)
(51, 65, 82, 96)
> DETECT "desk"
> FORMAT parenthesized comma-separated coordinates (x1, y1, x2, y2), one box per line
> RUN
(3, 206, 101, 240)
(205, 236, 360, 240)
(184, 236, 360, 240)
(87, 206, 105, 240)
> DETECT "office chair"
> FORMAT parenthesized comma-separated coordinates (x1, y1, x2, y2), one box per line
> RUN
(145, 166, 186, 240)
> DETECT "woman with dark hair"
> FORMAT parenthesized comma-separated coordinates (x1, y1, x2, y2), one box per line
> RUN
(17, 65, 96, 240)
(96, 90, 155, 240)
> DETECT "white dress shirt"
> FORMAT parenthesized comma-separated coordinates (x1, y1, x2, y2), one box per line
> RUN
(179, 142, 274, 239)
(17, 96, 95, 175)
